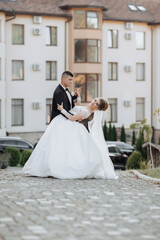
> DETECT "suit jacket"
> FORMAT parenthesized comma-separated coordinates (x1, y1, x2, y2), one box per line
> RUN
(50, 84, 77, 122)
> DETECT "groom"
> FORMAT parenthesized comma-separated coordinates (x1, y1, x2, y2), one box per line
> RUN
(50, 71, 80, 122)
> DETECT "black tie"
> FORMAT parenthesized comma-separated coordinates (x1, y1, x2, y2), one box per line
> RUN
(65, 88, 69, 92)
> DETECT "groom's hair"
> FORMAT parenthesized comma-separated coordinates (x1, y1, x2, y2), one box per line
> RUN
(61, 71, 73, 78)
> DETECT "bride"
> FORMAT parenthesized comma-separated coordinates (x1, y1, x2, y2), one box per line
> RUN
(23, 96, 118, 180)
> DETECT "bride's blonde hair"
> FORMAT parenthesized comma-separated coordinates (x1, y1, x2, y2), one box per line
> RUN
(98, 98, 109, 111)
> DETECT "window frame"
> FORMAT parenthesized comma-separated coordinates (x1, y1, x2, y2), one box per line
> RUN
(108, 98, 118, 123)
(136, 63, 145, 81)
(46, 26, 57, 46)
(136, 31, 145, 50)
(108, 29, 118, 49)
(46, 98, 52, 124)
(136, 98, 145, 122)
(108, 62, 118, 81)
(11, 99, 24, 126)
(74, 73, 100, 103)
(12, 60, 24, 81)
(12, 24, 24, 45)
(74, 39, 100, 63)
(46, 61, 57, 81)
(74, 10, 100, 29)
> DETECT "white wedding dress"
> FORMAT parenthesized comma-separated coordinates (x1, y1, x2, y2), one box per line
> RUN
(23, 106, 118, 180)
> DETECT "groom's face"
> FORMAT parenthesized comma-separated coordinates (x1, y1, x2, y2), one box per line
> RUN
(63, 75, 73, 88)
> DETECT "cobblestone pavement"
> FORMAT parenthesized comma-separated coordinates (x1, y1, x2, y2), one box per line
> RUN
(0, 168, 160, 240)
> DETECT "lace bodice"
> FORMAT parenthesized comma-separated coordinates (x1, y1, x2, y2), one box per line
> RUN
(70, 106, 91, 119)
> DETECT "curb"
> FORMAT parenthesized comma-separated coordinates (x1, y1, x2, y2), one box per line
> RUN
(130, 170, 160, 184)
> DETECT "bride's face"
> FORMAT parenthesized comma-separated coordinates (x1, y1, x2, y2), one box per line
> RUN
(90, 98, 100, 110)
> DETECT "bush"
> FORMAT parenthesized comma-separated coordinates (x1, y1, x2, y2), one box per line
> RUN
(112, 125, 117, 141)
(126, 151, 143, 169)
(4, 147, 21, 166)
(0, 153, 11, 169)
(20, 150, 32, 166)
(120, 125, 126, 142)
(139, 161, 148, 170)
(132, 130, 136, 146)
(103, 120, 108, 141)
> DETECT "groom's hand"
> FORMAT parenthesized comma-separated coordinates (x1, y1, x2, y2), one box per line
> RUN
(57, 102, 63, 111)
(74, 87, 82, 97)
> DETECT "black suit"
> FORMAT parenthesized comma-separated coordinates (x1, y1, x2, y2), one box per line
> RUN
(50, 84, 77, 122)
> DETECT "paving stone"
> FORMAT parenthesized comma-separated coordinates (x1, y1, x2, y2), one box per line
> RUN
(0, 167, 160, 240)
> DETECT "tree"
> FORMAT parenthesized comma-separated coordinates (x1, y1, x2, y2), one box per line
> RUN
(120, 125, 126, 142)
(103, 120, 108, 141)
(112, 125, 117, 141)
(130, 119, 153, 167)
(132, 130, 136, 146)
(108, 122, 112, 140)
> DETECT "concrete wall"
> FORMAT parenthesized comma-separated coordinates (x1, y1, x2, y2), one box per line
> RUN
(0, 13, 6, 136)
(102, 21, 151, 131)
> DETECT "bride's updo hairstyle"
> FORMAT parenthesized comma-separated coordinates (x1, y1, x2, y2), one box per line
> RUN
(98, 98, 109, 111)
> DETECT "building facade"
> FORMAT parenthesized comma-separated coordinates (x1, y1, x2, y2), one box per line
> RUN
(0, 0, 160, 143)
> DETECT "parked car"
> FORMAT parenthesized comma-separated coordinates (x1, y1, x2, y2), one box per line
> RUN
(108, 144, 128, 170)
(0, 137, 34, 153)
(106, 141, 135, 156)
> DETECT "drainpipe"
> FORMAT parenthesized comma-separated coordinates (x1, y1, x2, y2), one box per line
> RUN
(65, 17, 72, 71)
(151, 25, 153, 128)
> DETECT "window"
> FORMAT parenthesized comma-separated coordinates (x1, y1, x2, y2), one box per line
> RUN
(46, 61, 57, 80)
(108, 63, 118, 81)
(46, 99, 52, 124)
(136, 63, 145, 81)
(137, 5, 146, 12)
(12, 24, 24, 44)
(136, 98, 145, 122)
(74, 10, 100, 29)
(46, 26, 57, 46)
(108, 30, 118, 48)
(0, 99, 1, 128)
(12, 60, 24, 80)
(75, 39, 100, 63)
(128, 4, 138, 11)
(0, 20, 1, 42)
(74, 74, 100, 102)
(12, 99, 24, 126)
(108, 98, 117, 122)
(136, 32, 145, 49)
(0, 58, 1, 80)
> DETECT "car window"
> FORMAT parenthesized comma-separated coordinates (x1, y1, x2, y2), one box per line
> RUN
(16, 141, 29, 147)
(108, 146, 121, 154)
(0, 140, 4, 144)
(4, 140, 16, 145)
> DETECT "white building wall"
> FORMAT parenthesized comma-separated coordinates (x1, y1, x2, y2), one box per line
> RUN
(153, 26, 160, 135)
(5, 15, 65, 139)
(0, 13, 6, 136)
(102, 21, 151, 130)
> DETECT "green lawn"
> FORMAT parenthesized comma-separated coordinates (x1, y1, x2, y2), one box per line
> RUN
(139, 168, 160, 179)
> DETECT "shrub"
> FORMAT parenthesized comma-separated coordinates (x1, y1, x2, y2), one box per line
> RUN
(4, 147, 21, 166)
(0, 153, 11, 169)
(112, 125, 117, 141)
(20, 150, 32, 166)
(126, 151, 143, 169)
(120, 125, 126, 142)
(108, 122, 112, 140)
(139, 161, 148, 170)
(103, 120, 108, 140)
(132, 130, 136, 146)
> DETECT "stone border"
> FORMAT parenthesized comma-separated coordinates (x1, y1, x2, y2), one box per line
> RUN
(130, 170, 160, 184)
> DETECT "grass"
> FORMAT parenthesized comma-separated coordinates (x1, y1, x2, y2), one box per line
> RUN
(139, 168, 160, 179)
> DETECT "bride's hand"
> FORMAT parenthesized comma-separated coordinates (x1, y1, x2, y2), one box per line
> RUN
(57, 102, 63, 111)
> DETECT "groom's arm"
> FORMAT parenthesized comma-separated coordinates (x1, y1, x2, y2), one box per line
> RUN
(56, 92, 73, 119)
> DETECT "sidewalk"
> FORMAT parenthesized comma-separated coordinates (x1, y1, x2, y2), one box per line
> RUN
(0, 167, 160, 240)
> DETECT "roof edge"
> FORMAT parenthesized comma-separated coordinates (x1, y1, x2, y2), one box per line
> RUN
(60, 4, 107, 11)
